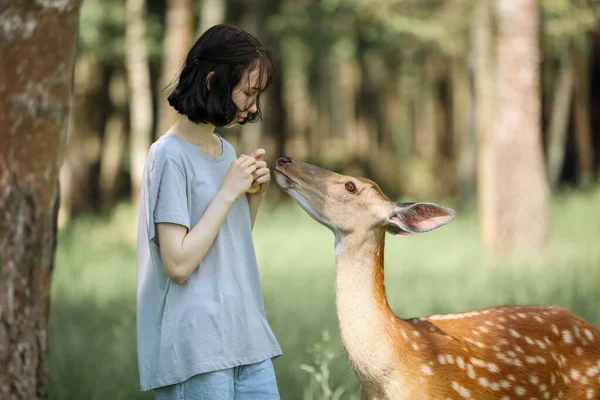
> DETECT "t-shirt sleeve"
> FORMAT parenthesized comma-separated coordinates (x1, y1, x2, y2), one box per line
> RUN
(148, 157, 190, 244)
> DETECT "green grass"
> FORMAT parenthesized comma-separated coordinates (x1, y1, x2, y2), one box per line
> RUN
(48, 189, 600, 400)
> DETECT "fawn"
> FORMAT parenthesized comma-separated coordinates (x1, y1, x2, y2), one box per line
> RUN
(273, 157, 600, 400)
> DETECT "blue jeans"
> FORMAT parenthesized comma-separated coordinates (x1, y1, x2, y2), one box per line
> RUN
(154, 359, 280, 400)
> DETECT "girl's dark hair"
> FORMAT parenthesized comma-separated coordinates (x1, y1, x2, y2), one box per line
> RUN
(167, 24, 275, 126)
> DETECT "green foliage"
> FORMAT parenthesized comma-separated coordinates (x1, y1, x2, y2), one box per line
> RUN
(78, 0, 164, 65)
(299, 330, 354, 400)
(541, 0, 600, 53)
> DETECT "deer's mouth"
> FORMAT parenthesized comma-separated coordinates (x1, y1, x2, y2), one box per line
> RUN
(273, 169, 298, 189)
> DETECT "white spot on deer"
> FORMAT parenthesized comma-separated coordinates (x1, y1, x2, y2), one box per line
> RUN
(446, 354, 455, 364)
(550, 374, 556, 385)
(515, 386, 526, 396)
(517, 313, 527, 319)
(413, 331, 420, 337)
(584, 329, 595, 341)
(535, 340, 546, 349)
(586, 366, 599, 376)
(478, 376, 489, 387)
(401, 331, 408, 340)
(587, 389, 596, 399)
(457, 356, 465, 369)
(451, 381, 471, 398)
(526, 356, 538, 364)
(570, 369, 581, 381)
(524, 336, 535, 345)
(488, 363, 499, 373)
(479, 326, 490, 333)
(536, 356, 546, 364)
(499, 380, 511, 389)
(507, 350, 517, 358)
(551, 325, 560, 335)
(438, 354, 446, 364)
(411, 343, 420, 351)
(490, 382, 500, 391)
(510, 329, 521, 338)
(500, 397, 510, 400)
(530, 375, 539, 384)
(508, 375, 516, 382)
(470, 358, 486, 368)
(498, 317, 507, 323)
(534, 316, 544, 323)
(467, 364, 476, 379)
(562, 330, 574, 344)
(421, 365, 433, 376)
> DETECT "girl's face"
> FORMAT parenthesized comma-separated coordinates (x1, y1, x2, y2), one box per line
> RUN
(227, 67, 265, 127)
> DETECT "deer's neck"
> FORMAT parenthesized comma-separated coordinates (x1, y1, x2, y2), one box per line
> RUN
(334, 231, 407, 381)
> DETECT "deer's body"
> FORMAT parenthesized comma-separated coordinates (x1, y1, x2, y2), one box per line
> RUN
(273, 157, 600, 400)
(339, 231, 600, 400)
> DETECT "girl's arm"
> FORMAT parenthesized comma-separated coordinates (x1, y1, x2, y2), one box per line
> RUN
(157, 155, 257, 284)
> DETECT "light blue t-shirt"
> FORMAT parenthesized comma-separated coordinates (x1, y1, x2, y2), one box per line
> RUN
(136, 133, 282, 391)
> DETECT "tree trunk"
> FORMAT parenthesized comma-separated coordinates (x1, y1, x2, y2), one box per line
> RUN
(0, 1, 81, 398)
(573, 49, 594, 186)
(156, 0, 194, 139)
(99, 71, 128, 211)
(493, 0, 548, 254)
(414, 54, 438, 166)
(238, 0, 265, 155)
(452, 50, 476, 208)
(473, 0, 497, 249)
(198, 0, 225, 36)
(545, 53, 574, 190)
(126, 0, 154, 202)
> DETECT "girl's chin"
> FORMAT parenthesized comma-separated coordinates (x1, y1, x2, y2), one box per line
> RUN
(223, 117, 245, 128)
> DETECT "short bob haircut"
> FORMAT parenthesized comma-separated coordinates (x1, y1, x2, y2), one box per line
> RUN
(167, 24, 276, 127)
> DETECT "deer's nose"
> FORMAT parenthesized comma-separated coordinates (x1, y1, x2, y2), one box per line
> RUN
(273, 157, 292, 168)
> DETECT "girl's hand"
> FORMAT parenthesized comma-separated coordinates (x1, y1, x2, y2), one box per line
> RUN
(247, 148, 271, 195)
(221, 154, 257, 201)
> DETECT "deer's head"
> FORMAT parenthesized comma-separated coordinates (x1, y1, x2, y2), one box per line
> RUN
(273, 157, 456, 237)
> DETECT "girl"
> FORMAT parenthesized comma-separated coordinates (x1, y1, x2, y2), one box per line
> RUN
(136, 24, 282, 399)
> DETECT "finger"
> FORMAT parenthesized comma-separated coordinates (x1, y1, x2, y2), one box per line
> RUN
(240, 156, 256, 169)
(251, 148, 266, 160)
(253, 167, 270, 177)
(244, 164, 257, 174)
(255, 160, 267, 169)
(255, 174, 271, 185)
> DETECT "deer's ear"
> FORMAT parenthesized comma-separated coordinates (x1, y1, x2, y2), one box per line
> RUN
(386, 202, 456, 235)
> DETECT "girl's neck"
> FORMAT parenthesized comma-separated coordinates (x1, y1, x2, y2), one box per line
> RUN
(171, 116, 216, 148)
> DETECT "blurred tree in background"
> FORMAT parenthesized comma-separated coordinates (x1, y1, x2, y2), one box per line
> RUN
(52, 0, 600, 251)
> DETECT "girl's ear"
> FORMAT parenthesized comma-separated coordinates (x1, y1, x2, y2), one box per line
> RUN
(206, 71, 215, 91)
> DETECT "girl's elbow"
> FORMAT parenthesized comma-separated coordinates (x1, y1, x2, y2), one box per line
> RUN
(164, 261, 189, 285)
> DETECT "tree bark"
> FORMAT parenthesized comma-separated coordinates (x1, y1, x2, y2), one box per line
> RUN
(126, 0, 154, 202)
(156, 0, 194, 139)
(452, 49, 475, 207)
(493, 0, 548, 254)
(198, 0, 225, 36)
(0, 1, 81, 398)
(99, 71, 128, 211)
(473, 0, 497, 249)
(546, 53, 574, 190)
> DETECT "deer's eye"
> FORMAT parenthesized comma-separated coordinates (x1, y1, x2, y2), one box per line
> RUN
(345, 182, 357, 193)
